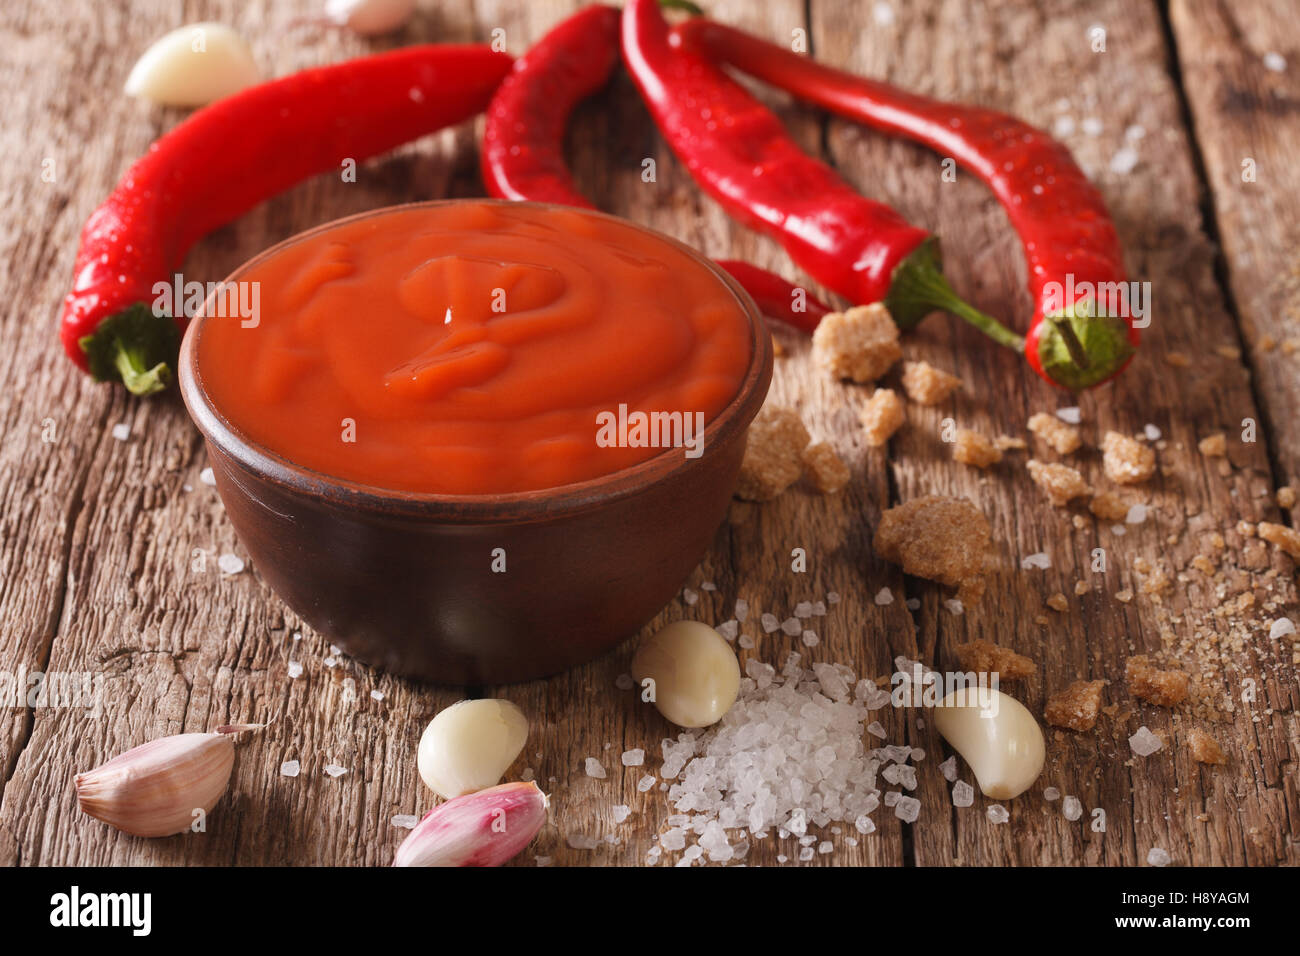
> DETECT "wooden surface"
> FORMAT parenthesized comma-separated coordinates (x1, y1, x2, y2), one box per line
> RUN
(0, 0, 1296, 866)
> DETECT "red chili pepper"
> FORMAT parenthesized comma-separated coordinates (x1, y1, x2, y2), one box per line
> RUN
(673, 18, 1138, 390)
(63, 44, 514, 395)
(482, 4, 830, 333)
(621, 0, 1015, 348)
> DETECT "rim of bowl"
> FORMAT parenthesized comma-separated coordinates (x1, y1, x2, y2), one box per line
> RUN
(179, 199, 774, 521)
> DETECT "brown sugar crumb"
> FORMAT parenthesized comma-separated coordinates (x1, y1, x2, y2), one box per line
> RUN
(1191, 554, 1216, 575)
(1187, 729, 1226, 765)
(1260, 335, 1277, 352)
(874, 496, 991, 603)
(994, 434, 1027, 451)
(1027, 413, 1082, 455)
(1139, 567, 1172, 595)
(1071, 514, 1088, 530)
(812, 304, 901, 383)
(1044, 680, 1106, 731)
(1027, 459, 1090, 506)
(953, 429, 1002, 468)
(954, 640, 1036, 681)
(801, 441, 850, 494)
(1115, 588, 1134, 603)
(735, 405, 809, 501)
(900, 360, 961, 405)
(1073, 580, 1089, 596)
(1237, 520, 1257, 538)
(1258, 521, 1300, 560)
(859, 388, 906, 447)
(1089, 492, 1129, 522)
(1165, 351, 1191, 367)
(1102, 431, 1156, 484)
(771, 335, 786, 358)
(1214, 344, 1241, 360)
(1125, 655, 1189, 707)
(1046, 592, 1069, 612)
(1197, 432, 1227, 458)
(1277, 486, 1296, 510)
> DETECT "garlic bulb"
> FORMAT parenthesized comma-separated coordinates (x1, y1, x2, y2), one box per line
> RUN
(417, 699, 528, 799)
(394, 781, 547, 867)
(124, 23, 260, 107)
(74, 726, 258, 837)
(323, 0, 417, 36)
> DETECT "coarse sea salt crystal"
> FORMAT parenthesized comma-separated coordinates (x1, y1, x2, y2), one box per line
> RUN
(682, 588, 699, 605)
(794, 601, 813, 618)
(895, 796, 920, 823)
(760, 613, 779, 633)
(536, 855, 553, 867)
(939, 756, 958, 782)
(622, 748, 645, 766)
(781, 617, 801, 636)
(585, 757, 607, 778)
(279, 760, 300, 777)
(637, 774, 656, 792)
(701, 581, 716, 591)
(873, 1, 895, 26)
(799, 847, 815, 861)
(391, 814, 417, 829)
(818, 840, 833, 854)
(987, 804, 1009, 824)
(287, 661, 303, 679)
(567, 833, 600, 850)
(952, 781, 974, 807)
(218, 553, 245, 574)
(323, 764, 347, 777)
(738, 635, 755, 649)
(867, 721, 888, 739)
(612, 805, 632, 824)
(111, 423, 130, 441)
(1062, 796, 1083, 821)
(1147, 847, 1172, 867)
(1109, 146, 1139, 175)
(717, 620, 739, 641)
(1021, 552, 1051, 570)
(874, 587, 894, 605)
(1126, 503, 1148, 524)
(1081, 117, 1102, 136)
(199, 466, 216, 485)
(826, 591, 840, 604)
(801, 630, 819, 647)
(1129, 726, 1163, 756)
(1263, 51, 1286, 72)
(615, 672, 635, 689)
(944, 598, 964, 616)
(1269, 618, 1296, 640)
(1112, 525, 1127, 536)
(1052, 115, 1075, 138)
(370, 689, 384, 701)
(1056, 406, 1082, 424)
(323, 656, 337, 668)
(1144, 423, 1161, 440)
(1044, 786, 1061, 801)
(735, 599, 749, 622)
(906, 597, 920, 610)
(811, 601, 827, 616)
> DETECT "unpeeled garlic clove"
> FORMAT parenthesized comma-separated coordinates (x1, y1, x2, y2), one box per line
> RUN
(417, 699, 528, 799)
(932, 687, 1045, 800)
(74, 725, 259, 837)
(393, 781, 548, 867)
(323, 0, 416, 35)
(631, 620, 740, 728)
(124, 23, 260, 107)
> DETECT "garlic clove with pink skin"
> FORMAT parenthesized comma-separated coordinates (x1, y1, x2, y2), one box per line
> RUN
(75, 724, 260, 838)
(323, 0, 417, 36)
(394, 781, 548, 867)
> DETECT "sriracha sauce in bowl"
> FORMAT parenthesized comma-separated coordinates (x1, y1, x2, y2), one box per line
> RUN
(179, 200, 772, 684)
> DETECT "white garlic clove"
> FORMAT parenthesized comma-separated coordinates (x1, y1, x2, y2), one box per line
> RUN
(417, 699, 528, 800)
(394, 781, 547, 867)
(75, 732, 237, 837)
(932, 687, 1045, 800)
(124, 23, 260, 107)
(631, 620, 741, 728)
(323, 0, 417, 35)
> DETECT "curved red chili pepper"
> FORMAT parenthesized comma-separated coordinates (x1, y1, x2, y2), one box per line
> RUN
(673, 18, 1138, 390)
(482, 4, 829, 333)
(621, 0, 1011, 345)
(63, 44, 514, 395)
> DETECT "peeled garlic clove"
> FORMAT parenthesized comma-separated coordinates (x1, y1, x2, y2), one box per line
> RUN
(75, 731, 239, 837)
(417, 699, 528, 800)
(933, 687, 1045, 800)
(394, 781, 547, 867)
(124, 23, 260, 107)
(323, 0, 416, 35)
(631, 620, 740, 728)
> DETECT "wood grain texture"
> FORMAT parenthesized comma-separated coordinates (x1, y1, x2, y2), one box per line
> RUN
(0, 0, 1295, 867)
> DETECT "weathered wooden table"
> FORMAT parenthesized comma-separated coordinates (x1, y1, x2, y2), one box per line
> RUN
(1, 0, 1296, 867)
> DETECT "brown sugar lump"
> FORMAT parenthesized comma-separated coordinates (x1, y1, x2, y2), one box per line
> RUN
(1044, 679, 1106, 731)
(1101, 430, 1156, 485)
(873, 496, 991, 603)
(1277, 486, 1297, 510)
(735, 405, 809, 501)
(953, 429, 1002, 468)
(954, 640, 1035, 681)
(1197, 432, 1227, 458)
(1027, 459, 1090, 506)
(1258, 521, 1300, 560)
(859, 388, 905, 447)
(1027, 413, 1082, 455)
(1186, 729, 1227, 765)
(801, 441, 850, 494)
(900, 360, 961, 405)
(812, 304, 901, 383)
(1125, 655, 1189, 707)
(1088, 491, 1130, 522)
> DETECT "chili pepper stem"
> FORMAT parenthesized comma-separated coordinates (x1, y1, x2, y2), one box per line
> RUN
(79, 303, 182, 397)
(883, 239, 1025, 351)
(1049, 315, 1091, 369)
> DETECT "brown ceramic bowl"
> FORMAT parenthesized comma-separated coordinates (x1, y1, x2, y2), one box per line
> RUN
(179, 201, 772, 685)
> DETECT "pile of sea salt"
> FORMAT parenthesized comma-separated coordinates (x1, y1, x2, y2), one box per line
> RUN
(650, 651, 910, 865)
